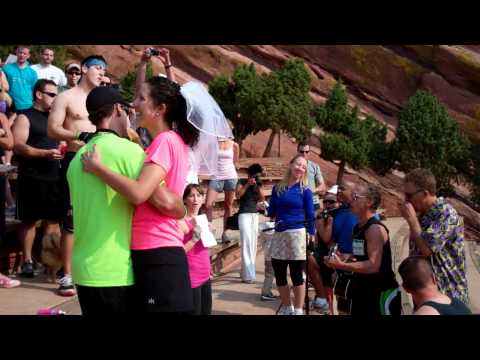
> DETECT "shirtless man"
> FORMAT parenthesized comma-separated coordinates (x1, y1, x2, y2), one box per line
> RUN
(47, 55, 107, 296)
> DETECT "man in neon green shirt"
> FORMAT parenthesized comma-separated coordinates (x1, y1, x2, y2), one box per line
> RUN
(67, 86, 185, 314)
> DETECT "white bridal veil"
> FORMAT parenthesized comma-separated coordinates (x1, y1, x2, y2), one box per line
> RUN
(180, 81, 233, 178)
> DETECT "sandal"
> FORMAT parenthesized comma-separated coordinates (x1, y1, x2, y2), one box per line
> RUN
(0, 273, 21, 289)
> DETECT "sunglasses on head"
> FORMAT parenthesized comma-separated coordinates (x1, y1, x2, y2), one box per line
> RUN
(41, 91, 57, 98)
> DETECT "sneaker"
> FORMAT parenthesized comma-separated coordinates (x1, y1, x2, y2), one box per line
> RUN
(5, 206, 16, 218)
(312, 297, 330, 313)
(20, 261, 35, 278)
(261, 293, 278, 301)
(293, 308, 304, 315)
(0, 273, 21, 288)
(58, 275, 76, 297)
(276, 304, 295, 315)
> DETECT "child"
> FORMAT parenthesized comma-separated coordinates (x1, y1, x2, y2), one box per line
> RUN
(179, 184, 212, 315)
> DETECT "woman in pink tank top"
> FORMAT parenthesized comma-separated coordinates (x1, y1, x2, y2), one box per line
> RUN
(179, 184, 212, 315)
(205, 138, 239, 243)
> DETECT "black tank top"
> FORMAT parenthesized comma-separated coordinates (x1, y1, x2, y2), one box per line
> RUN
(420, 298, 472, 315)
(17, 108, 60, 181)
(351, 216, 398, 291)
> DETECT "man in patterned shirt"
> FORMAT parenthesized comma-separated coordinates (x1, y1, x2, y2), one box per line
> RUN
(399, 168, 469, 304)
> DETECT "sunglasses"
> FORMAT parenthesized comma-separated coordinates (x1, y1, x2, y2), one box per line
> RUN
(299, 150, 309, 154)
(41, 91, 57, 98)
(323, 200, 336, 204)
(68, 71, 80, 76)
(352, 192, 368, 201)
(405, 189, 424, 201)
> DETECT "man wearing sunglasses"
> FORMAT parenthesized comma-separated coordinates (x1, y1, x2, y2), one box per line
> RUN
(400, 168, 469, 304)
(47, 54, 107, 297)
(61, 63, 81, 91)
(12, 79, 63, 279)
(297, 142, 326, 212)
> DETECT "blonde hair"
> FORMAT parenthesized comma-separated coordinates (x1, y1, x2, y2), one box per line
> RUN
(276, 155, 309, 194)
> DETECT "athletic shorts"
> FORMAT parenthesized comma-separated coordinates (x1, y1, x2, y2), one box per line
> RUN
(131, 246, 194, 313)
(16, 175, 63, 223)
(76, 285, 135, 314)
(208, 179, 238, 192)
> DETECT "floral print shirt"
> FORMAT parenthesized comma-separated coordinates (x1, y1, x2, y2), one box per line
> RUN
(414, 197, 469, 304)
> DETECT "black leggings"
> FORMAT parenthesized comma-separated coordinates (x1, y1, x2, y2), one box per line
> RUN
(271, 258, 305, 287)
(191, 279, 212, 315)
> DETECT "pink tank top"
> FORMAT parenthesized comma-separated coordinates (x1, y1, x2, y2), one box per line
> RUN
(182, 220, 211, 288)
(215, 146, 237, 180)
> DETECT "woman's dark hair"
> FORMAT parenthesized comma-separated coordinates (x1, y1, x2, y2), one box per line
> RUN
(146, 76, 199, 148)
(247, 163, 263, 177)
(88, 104, 115, 126)
(183, 183, 205, 200)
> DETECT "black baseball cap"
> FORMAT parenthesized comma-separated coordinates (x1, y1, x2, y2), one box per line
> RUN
(86, 86, 129, 114)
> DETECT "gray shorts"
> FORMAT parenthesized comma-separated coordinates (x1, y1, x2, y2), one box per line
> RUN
(209, 179, 238, 192)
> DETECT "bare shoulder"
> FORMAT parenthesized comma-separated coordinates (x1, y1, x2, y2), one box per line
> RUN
(366, 223, 388, 241)
(414, 305, 440, 315)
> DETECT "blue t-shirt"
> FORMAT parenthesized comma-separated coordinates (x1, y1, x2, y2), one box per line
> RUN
(332, 207, 358, 253)
(2, 63, 38, 110)
(268, 183, 315, 235)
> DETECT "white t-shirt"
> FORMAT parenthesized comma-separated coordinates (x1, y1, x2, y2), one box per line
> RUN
(31, 64, 67, 87)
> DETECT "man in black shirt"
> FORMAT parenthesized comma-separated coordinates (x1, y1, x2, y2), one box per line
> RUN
(12, 79, 63, 278)
(399, 256, 471, 315)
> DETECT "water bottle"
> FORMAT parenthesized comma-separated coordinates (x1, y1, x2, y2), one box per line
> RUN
(37, 308, 66, 315)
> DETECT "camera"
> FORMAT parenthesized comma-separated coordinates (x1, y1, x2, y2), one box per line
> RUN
(251, 174, 262, 187)
(148, 48, 160, 56)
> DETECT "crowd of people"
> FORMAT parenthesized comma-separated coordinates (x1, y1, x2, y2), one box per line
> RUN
(0, 45, 473, 316)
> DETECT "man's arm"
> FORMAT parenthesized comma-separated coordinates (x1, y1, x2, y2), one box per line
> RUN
(314, 164, 326, 196)
(316, 216, 333, 245)
(13, 115, 62, 159)
(326, 225, 386, 274)
(400, 202, 434, 257)
(148, 185, 185, 219)
(47, 94, 78, 141)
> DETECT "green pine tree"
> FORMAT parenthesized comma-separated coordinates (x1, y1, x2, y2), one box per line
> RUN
(395, 89, 470, 194)
(314, 80, 390, 184)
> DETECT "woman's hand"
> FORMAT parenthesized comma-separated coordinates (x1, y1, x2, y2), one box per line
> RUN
(81, 144, 102, 174)
(152, 47, 172, 67)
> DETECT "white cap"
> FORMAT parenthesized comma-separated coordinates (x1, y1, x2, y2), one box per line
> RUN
(327, 185, 338, 194)
(65, 63, 80, 72)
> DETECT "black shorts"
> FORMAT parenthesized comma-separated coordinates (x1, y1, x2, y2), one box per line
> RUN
(58, 151, 76, 232)
(16, 175, 63, 223)
(131, 246, 193, 313)
(76, 285, 135, 314)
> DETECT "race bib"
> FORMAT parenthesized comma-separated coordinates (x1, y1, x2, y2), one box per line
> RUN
(352, 238, 365, 256)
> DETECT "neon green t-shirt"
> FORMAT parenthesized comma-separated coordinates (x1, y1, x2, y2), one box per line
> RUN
(67, 132, 145, 287)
